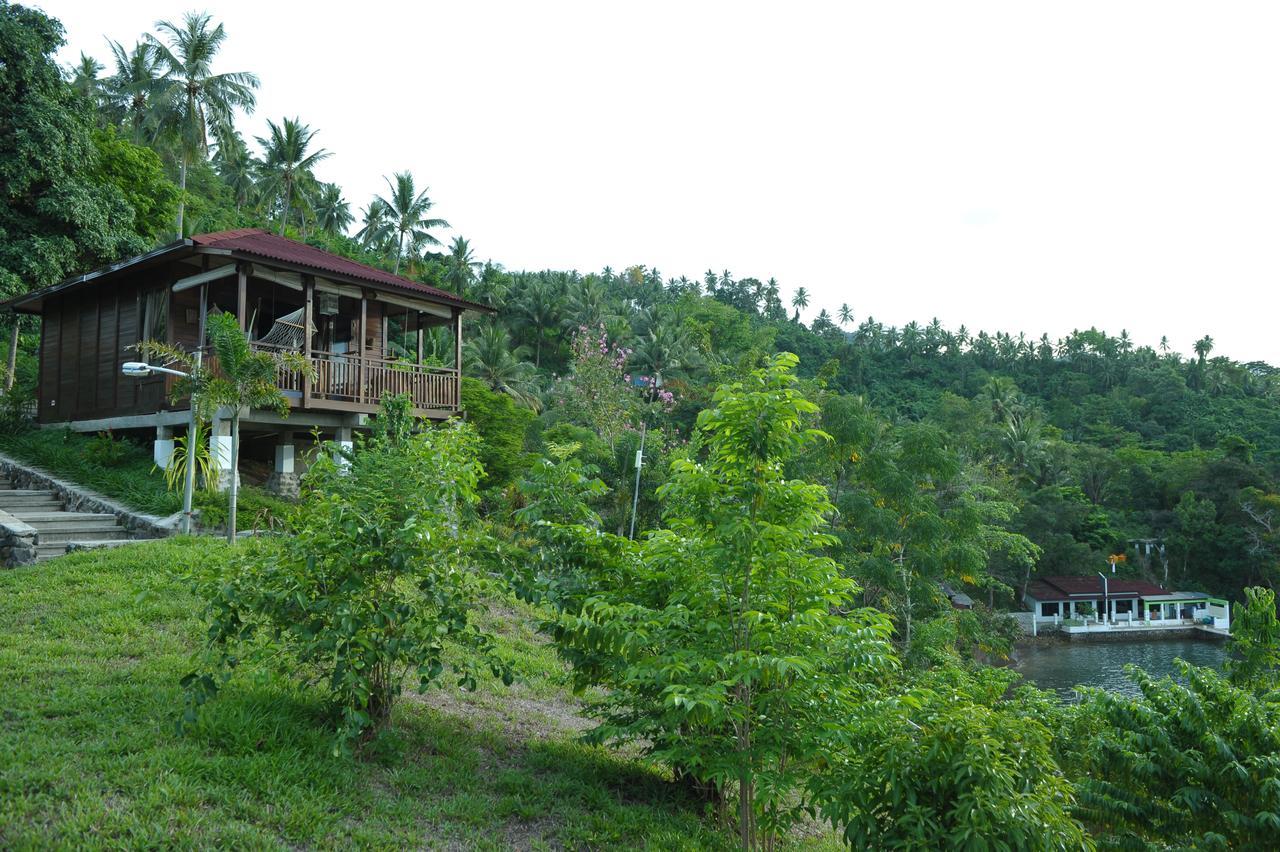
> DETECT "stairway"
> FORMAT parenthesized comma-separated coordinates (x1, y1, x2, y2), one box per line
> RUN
(0, 478, 132, 561)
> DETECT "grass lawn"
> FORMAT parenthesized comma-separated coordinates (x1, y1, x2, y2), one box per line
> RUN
(0, 539, 828, 849)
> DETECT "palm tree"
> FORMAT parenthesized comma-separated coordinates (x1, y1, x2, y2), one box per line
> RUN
(69, 53, 104, 105)
(1194, 335, 1214, 365)
(147, 12, 259, 237)
(375, 172, 450, 274)
(255, 117, 330, 236)
(790, 287, 809, 322)
(103, 41, 163, 140)
(356, 199, 392, 250)
(509, 276, 561, 367)
(463, 324, 541, 409)
(442, 236, 481, 294)
(838, 303, 853, 327)
(631, 320, 699, 386)
(212, 127, 256, 210)
(1158, 336, 1171, 356)
(313, 183, 353, 235)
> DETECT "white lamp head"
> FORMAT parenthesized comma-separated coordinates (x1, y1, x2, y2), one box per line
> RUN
(121, 361, 153, 378)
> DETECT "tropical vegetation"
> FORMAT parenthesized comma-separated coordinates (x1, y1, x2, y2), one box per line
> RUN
(2, 4, 1280, 848)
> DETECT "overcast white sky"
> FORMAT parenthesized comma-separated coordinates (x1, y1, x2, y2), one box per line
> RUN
(40, 1, 1279, 363)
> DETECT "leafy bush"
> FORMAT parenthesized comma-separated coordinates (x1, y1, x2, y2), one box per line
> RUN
(182, 403, 511, 752)
(809, 667, 1089, 850)
(1065, 662, 1280, 848)
(519, 354, 897, 847)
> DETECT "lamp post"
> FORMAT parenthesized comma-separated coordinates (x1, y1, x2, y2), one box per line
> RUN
(122, 359, 199, 534)
(1097, 570, 1109, 626)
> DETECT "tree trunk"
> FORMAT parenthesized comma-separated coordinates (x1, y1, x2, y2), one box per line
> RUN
(227, 413, 239, 544)
(177, 153, 188, 238)
(4, 320, 19, 391)
(900, 549, 912, 648)
(280, 179, 291, 236)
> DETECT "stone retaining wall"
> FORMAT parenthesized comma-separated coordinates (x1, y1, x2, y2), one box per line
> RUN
(0, 509, 37, 566)
(1065, 626, 1203, 642)
(0, 453, 177, 540)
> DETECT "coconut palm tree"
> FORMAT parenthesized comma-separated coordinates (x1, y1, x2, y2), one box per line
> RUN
(255, 117, 329, 236)
(356, 199, 392, 250)
(442, 236, 482, 294)
(1159, 336, 1171, 356)
(147, 12, 259, 237)
(790, 287, 809, 322)
(313, 183, 353, 235)
(69, 53, 104, 105)
(630, 320, 700, 386)
(464, 324, 541, 409)
(1194, 335, 1214, 365)
(838, 303, 854, 327)
(509, 275, 561, 367)
(375, 172, 450, 274)
(103, 41, 163, 140)
(212, 127, 256, 210)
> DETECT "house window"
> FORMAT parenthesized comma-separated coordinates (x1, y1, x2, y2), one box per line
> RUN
(1040, 602, 1059, 617)
(140, 287, 168, 343)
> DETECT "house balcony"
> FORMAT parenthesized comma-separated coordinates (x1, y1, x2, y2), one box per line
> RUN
(250, 342, 460, 417)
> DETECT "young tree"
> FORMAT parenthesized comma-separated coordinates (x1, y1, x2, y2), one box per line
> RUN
(183, 401, 510, 751)
(521, 354, 896, 848)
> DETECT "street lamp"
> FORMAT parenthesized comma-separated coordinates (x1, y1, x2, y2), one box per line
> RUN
(122, 360, 198, 534)
(1097, 570, 1109, 625)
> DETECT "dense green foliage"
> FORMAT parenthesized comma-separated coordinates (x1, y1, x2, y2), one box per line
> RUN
(0, 2, 161, 297)
(5, 6, 1280, 849)
(184, 403, 510, 751)
(520, 356, 898, 847)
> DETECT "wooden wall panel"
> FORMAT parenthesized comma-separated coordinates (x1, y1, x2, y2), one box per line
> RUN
(37, 303, 60, 423)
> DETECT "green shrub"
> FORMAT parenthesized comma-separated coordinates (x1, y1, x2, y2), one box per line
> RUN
(182, 406, 511, 752)
(809, 667, 1089, 850)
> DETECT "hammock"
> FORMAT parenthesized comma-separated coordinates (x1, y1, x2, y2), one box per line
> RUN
(254, 307, 313, 351)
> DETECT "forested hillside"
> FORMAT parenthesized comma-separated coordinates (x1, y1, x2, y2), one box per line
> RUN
(7, 4, 1275, 608)
(7, 6, 1280, 848)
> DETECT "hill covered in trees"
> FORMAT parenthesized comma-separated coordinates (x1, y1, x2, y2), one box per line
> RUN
(10, 4, 1276, 607)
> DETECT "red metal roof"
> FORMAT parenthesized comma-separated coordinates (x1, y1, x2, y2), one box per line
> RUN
(191, 229, 493, 312)
(1026, 576, 1170, 599)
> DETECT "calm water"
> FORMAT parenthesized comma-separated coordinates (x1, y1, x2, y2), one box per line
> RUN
(1015, 638, 1229, 698)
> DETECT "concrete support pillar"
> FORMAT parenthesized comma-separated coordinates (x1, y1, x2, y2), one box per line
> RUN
(265, 433, 301, 498)
(334, 426, 353, 470)
(154, 425, 176, 470)
(210, 418, 236, 491)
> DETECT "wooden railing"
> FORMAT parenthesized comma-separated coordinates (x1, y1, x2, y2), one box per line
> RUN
(249, 342, 459, 413)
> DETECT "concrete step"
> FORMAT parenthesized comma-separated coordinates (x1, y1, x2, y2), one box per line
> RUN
(10, 512, 117, 525)
(0, 492, 61, 502)
(37, 527, 128, 543)
(35, 543, 68, 561)
(0, 498, 63, 510)
(65, 539, 139, 553)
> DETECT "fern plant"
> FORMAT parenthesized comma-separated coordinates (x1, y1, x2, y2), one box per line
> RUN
(158, 421, 220, 495)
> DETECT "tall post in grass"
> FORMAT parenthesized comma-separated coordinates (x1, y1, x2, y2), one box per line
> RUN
(227, 409, 239, 543)
(180, 347, 201, 535)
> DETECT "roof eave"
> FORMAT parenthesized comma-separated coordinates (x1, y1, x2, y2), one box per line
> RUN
(1, 238, 194, 313)
(208, 247, 496, 314)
